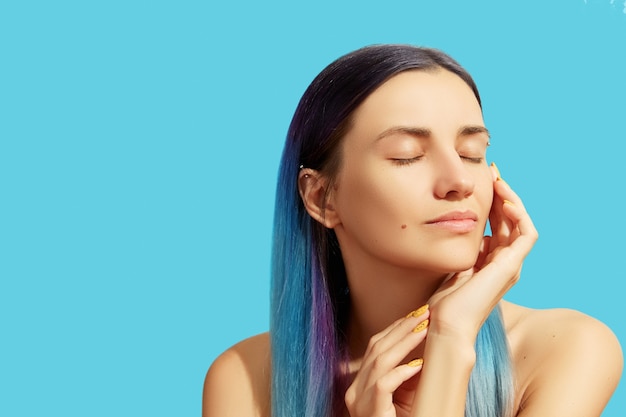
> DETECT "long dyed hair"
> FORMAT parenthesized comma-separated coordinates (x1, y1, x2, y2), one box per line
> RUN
(270, 44, 513, 417)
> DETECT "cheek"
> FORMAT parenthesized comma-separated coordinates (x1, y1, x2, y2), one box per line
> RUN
(477, 172, 494, 218)
(334, 168, 409, 233)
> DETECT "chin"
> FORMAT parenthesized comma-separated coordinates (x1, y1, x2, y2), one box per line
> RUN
(414, 249, 480, 274)
(384, 251, 478, 276)
(443, 260, 478, 273)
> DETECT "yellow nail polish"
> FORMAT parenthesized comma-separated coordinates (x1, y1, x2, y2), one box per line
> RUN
(407, 358, 424, 367)
(406, 304, 429, 318)
(504, 199, 515, 206)
(491, 162, 501, 181)
(412, 319, 429, 333)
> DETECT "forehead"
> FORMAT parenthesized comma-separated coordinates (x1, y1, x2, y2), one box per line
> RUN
(347, 69, 484, 139)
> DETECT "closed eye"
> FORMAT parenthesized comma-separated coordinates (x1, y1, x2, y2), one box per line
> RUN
(391, 156, 423, 166)
(460, 155, 484, 164)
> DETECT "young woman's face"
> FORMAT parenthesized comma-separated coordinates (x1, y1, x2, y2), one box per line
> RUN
(331, 69, 493, 274)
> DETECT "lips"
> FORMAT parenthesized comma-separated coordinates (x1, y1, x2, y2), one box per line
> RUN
(427, 210, 478, 223)
(425, 210, 478, 233)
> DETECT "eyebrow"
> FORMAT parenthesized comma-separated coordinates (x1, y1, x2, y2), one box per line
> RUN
(376, 125, 491, 141)
(459, 125, 491, 138)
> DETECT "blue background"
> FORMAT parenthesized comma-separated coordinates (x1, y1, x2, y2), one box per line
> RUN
(1, 0, 624, 415)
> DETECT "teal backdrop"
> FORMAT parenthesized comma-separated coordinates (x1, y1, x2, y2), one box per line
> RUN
(1, 0, 624, 415)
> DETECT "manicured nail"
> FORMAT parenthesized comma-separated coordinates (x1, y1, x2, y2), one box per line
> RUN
(491, 162, 501, 181)
(407, 358, 424, 367)
(406, 304, 429, 318)
(504, 199, 515, 207)
(412, 319, 429, 333)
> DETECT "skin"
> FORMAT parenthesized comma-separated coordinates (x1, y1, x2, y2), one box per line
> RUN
(203, 70, 623, 417)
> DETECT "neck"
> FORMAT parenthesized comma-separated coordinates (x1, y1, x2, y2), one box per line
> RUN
(341, 250, 450, 361)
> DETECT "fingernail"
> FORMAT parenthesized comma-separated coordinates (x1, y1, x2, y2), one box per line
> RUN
(491, 162, 501, 181)
(504, 199, 515, 207)
(412, 319, 429, 333)
(406, 304, 429, 318)
(407, 358, 424, 367)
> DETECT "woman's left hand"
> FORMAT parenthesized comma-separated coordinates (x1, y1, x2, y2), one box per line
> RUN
(427, 164, 539, 343)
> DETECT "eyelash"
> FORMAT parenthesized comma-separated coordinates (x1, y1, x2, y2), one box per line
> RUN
(461, 156, 484, 164)
(391, 157, 422, 166)
(392, 155, 484, 166)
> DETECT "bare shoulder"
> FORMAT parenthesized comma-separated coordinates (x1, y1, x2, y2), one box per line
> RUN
(501, 300, 623, 416)
(202, 332, 271, 417)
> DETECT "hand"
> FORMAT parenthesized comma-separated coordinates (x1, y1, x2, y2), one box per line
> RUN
(345, 307, 430, 417)
(427, 164, 538, 342)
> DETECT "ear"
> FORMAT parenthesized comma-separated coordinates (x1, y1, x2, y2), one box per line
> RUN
(298, 168, 341, 228)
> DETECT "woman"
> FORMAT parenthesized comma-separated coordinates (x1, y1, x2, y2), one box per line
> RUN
(203, 44, 622, 417)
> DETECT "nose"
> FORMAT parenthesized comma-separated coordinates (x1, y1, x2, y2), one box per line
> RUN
(432, 152, 475, 200)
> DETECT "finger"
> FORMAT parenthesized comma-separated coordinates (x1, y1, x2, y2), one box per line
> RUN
(350, 307, 429, 397)
(360, 312, 429, 374)
(474, 236, 491, 270)
(466, 224, 537, 305)
(363, 307, 429, 358)
(493, 179, 537, 245)
(355, 318, 429, 396)
(489, 163, 508, 228)
(364, 316, 406, 353)
(490, 181, 514, 245)
(346, 360, 424, 417)
(482, 199, 537, 278)
(489, 201, 512, 247)
(460, 208, 537, 308)
(493, 177, 528, 212)
(500, 199, 538, 248)
(491, 178, 535, 239)
(370, 359, 424, 398)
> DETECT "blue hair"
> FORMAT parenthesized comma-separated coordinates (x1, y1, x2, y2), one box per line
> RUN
(270, 44, 513, 417)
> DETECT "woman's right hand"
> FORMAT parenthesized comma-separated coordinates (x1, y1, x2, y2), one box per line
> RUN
(344, 306, 430, 417)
